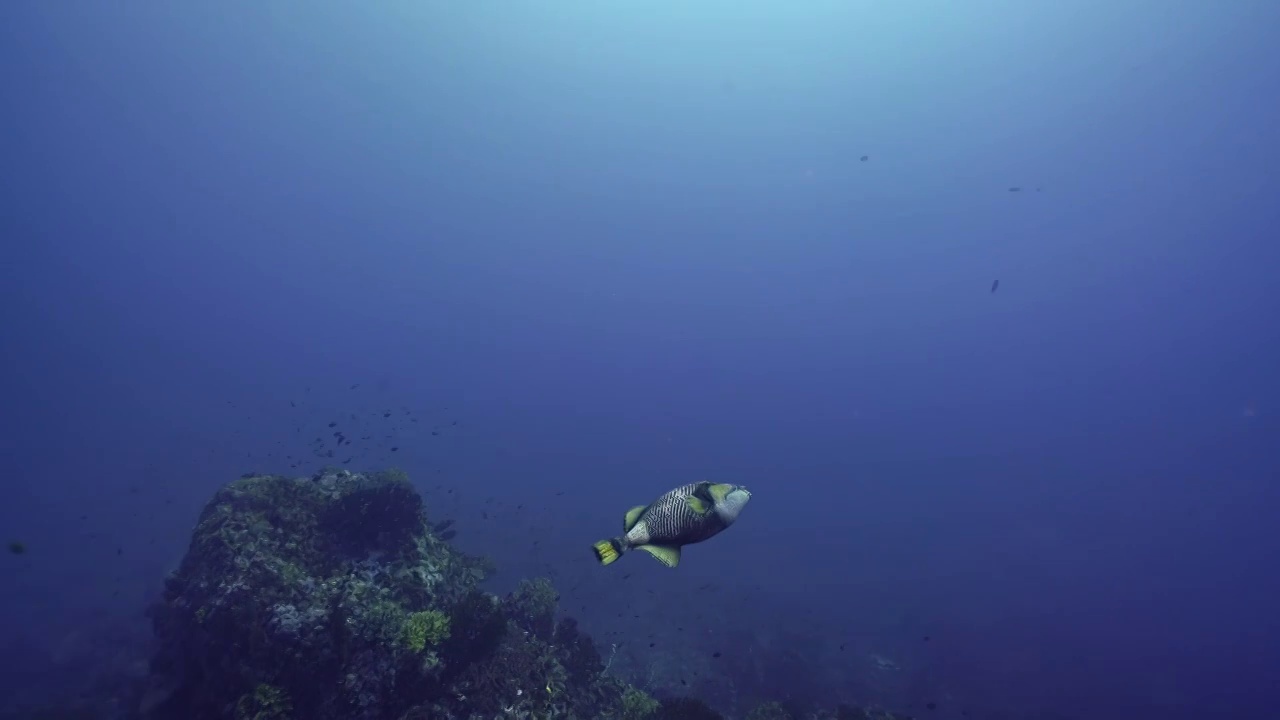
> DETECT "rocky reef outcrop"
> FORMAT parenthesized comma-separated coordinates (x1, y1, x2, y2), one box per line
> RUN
(128, 467, 909, 720)
(142, 468, 637, 720)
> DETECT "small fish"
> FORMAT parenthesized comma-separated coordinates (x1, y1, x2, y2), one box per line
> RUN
(591, 481, 751, 568)
(8, 540, 26, 555)
(990, 279, 999, 293)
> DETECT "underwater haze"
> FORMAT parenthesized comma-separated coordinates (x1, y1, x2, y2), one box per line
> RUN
(2, 2, 1279, 718)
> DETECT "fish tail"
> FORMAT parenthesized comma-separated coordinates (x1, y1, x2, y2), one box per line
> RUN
(591, 537, 625, 566)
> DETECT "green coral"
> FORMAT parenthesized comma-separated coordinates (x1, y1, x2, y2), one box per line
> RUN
(621, 685, 661, 720)
(403, 609, 451, 652)
(235, 684, 292, 720)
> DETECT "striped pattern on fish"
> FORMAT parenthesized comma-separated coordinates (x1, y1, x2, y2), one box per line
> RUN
(591, 481, 751, 568)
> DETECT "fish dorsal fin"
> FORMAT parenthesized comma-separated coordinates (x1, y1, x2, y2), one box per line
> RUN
(684, 494, 711, 515)
(638, 544, 681, 568)
(623, 505, 648, 532)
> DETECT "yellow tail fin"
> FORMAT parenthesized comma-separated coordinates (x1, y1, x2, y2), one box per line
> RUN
(592, 539, 621, 565)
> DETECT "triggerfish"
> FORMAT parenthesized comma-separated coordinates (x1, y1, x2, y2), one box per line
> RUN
(591, 482, 751, 568)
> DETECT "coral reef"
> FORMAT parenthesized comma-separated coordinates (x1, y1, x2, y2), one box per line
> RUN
(140, 468, 642, 720)
(621, 687, 661, 720)
(110, 467, 912, 720)
(403, 609, 450, 653)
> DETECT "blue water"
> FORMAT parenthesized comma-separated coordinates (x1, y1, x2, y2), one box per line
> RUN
(2, 3, 1278, 718)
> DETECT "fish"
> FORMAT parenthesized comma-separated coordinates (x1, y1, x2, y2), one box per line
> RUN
(591, 481, 751, 568)
(991, 279, 999, 293)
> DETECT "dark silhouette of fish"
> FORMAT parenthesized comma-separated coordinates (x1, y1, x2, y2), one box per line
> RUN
(991, 279, 999, 293)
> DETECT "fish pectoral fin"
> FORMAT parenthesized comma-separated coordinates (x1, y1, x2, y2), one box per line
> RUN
(623, 505, 648, 532)
(684, 495, 710, 515)
(637, 544, 681, 568)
